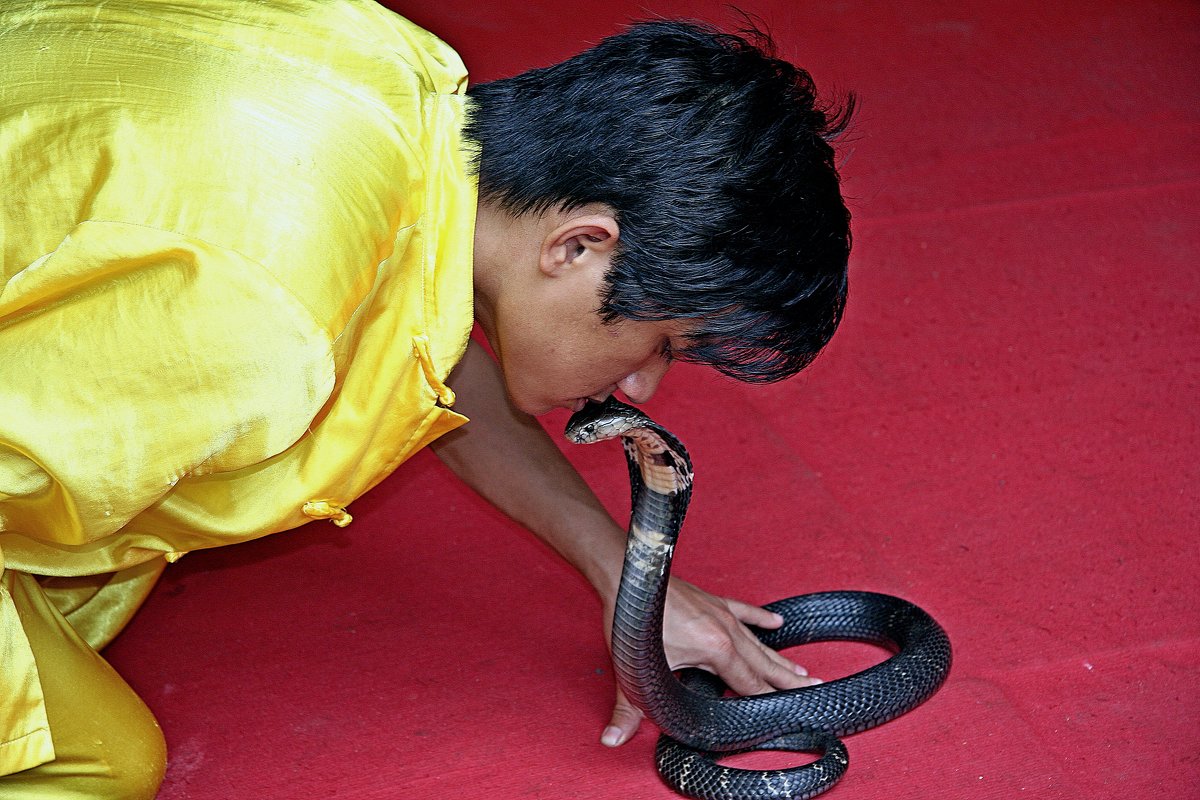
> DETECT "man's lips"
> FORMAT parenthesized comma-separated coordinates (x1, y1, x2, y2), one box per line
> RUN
(570, 387, 619, 412)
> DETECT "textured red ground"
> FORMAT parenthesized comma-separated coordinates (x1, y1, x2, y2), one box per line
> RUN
(103, 1, 1199, 798)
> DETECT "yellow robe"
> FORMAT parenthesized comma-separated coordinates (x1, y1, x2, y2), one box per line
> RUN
(0, 0, 476, 773)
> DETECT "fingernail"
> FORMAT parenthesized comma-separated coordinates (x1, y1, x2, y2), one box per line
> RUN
(794, 664, 809, 676)
(602, 726, 623, 747)
(809, 677, 824, 685)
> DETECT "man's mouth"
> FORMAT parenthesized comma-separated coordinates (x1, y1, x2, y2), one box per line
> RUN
(569, 387, 619, 413)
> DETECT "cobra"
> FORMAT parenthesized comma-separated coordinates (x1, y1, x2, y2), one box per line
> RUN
(565, 397, 952, 800)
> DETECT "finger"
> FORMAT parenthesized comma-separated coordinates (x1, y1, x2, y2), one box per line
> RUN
(719, 599, 822, 683)
(719, 632, 824, 696)
(602, 687, 643, 747)
(758, 643, 823, 687)
(723, 597, 785, 630)
(717, 658, 778, 697)
(756, 641, 812, 680)
(694, 632, 781, 696)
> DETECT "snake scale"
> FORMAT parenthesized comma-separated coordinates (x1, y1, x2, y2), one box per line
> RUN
(566, 397, 952, 800)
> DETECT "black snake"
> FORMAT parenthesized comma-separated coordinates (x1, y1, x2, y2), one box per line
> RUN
(565, 397, 952, 800)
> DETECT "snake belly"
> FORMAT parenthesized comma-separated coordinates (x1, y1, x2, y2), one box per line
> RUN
(565, 398, 952, 800)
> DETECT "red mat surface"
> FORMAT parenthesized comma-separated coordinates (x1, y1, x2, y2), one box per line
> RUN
(104, 1, 1199, 798)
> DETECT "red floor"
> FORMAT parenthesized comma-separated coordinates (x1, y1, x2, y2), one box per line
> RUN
(104, 1, 1199, 798)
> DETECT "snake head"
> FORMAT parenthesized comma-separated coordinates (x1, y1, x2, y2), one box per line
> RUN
(565, 398, 694, 492)
(564, 397, 648, 444)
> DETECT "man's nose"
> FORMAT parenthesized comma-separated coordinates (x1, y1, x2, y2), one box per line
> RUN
(617, 358, 671, 404)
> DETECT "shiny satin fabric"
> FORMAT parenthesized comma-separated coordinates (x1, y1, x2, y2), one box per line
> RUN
(1, 569, 166, 799)
(0, 0, 476, 775)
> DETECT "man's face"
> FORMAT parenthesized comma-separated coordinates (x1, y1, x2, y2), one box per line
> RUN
(503, 317, 684, 417)
(489, 273, 686, 416)
(473, 203, 686, 416)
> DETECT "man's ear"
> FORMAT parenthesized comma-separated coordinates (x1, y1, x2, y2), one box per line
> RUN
(540, 213, 620, 278)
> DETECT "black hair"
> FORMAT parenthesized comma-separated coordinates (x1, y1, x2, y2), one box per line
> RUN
(463, 20, 853, 382)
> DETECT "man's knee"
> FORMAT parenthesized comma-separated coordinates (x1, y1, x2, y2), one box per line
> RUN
(97, 713, 168, 800)
(0, 702, 166, 800)
(2, 569, 168, 799)
(70, 661, 168, 800)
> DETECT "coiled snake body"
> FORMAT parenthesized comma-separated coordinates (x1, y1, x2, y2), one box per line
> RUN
(566, 398, 952, 800)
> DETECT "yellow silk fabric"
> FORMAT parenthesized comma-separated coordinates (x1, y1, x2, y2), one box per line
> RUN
(0, 0, 475, 774)
(1, 570, 166, 799)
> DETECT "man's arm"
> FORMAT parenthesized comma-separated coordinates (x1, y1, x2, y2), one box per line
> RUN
(430, 340, 818, 746)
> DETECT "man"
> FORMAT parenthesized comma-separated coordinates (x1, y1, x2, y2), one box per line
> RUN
(0, 1, 851, 796)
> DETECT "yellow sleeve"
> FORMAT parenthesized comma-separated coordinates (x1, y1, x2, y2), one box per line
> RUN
(0, 0, 476, 576)
(0, 219, 335, 556)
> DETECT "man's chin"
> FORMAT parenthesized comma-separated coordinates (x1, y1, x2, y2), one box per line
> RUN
(510, 395, 556, 417)
(508, 391, 584, 417)
(536, 399, 585, 416)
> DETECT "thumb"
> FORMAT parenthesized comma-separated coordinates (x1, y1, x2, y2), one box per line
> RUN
(602, 687, 643, 747)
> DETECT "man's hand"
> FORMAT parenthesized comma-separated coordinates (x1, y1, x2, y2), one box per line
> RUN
(600, 576, 821, 746)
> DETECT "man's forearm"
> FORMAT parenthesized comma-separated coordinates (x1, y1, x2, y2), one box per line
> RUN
(430, 339, 625, 599)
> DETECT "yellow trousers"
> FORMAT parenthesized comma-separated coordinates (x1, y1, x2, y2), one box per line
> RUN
(0, 569, 166, 799)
